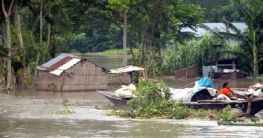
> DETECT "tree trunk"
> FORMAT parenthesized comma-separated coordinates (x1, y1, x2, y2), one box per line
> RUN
(252, 30, 259, 77)
(127, 35, 136, 65)
(2, 0, 15, 91)
(6, 18, 12, 90)
(45, 0, 51, 62)
(35, 0, 44, 77)
(14, 5, 27, 89)
(123, 8, 127, 66)
(151, 29, 155, 78)
(140, 26, 146, 66)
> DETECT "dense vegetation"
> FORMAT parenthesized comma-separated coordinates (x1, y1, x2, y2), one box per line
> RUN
(1, 0, 263, 90)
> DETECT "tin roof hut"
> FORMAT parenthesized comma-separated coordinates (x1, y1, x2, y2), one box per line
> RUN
(108, 65, 145, 85)
(36, 53, 108, 91)
(203, 58, 244, 79)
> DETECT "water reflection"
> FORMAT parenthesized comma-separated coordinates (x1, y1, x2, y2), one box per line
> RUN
(2, 118, 263, 138)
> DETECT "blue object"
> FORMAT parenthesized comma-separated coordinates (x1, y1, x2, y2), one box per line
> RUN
(197, 77, 214, 88)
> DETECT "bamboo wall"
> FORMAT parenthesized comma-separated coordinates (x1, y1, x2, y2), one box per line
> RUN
(108, 75, 131, 85)
(174, 65, 199, 78)
(37, 60, 108, 91)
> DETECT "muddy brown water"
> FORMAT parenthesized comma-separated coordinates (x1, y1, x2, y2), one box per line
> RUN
(1, 77, 263, 138)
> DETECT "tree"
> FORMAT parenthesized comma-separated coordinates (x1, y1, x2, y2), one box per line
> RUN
(14, 4, 27, 89)
(200, 0, 263, 77)
(183, 0, 231, 22)
(107, 0, 131, 66)
(230, 0, 263, 77)
(2, 0, 14, 90)
(125, 0, 204, 77)
(34, 0, 43, 76)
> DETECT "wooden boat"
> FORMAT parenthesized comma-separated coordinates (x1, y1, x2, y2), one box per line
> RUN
(97, 91, 131, 110)
(184, 98, 263, 115)
(97, 90, 263, 115)
(98, 77, 263, 115)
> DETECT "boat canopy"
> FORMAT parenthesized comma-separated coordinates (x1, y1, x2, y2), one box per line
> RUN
(169, 77, 217, 102)
(197, 77, 214, 88)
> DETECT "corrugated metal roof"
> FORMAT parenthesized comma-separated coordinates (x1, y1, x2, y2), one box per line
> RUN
(37, 53, 81, 74)
(46, 56, 72, 72)
(181, 22, 247, 37)
(50, 58, 81, 76)
(37, 53, 78, 71)
(37, 53, 108, 76)
(109, 65, 144, 74)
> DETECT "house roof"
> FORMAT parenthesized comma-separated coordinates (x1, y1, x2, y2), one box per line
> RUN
(109, 65, 144, 74)
(181, 22, 247, 37)
(37, 53, 107, 76)
(204, 58, 239, 66)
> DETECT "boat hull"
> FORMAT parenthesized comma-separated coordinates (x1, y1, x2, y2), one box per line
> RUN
(97, 91, 263, 115)
(97, 91, 130, 110)
(184, 98, 263, 115)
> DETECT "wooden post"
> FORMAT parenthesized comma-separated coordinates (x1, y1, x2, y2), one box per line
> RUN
(245, 94, 253, 117)
(129, 72, 132, 83)
(232, 60, 237, 79)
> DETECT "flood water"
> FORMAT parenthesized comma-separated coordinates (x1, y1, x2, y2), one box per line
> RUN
(1, 77, 263, 138)
(1, 55, 263, 138)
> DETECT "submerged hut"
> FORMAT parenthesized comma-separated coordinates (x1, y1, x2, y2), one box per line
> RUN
(108, 65, 145, 85)
(203, 58, 244, 79)
(36, 53, 108, 91)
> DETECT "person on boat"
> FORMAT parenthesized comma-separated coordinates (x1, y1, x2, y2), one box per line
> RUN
(245, 83, 263, 97)
(217, 82, 238, 100)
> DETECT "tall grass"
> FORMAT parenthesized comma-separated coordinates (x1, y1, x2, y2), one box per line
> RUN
(83, 48, 139, 56)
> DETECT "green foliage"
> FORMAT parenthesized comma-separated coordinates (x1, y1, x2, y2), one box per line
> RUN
(107, 110, 129, 117)
(183, 0, 231, 22)
(163, 35, 225, 75)
(0, 46, 8, 57)
(56, 100, 77, 115)
(48, 82, 56, 90)
(127, 79, 190, 119)
(221, 0, 263, 77)
(232, 43, 254, 76)
(210, 5, 241, 22)
(218, 105, 237, 123)
(56, 106, 75, 115)
(107, 0, 131, 10)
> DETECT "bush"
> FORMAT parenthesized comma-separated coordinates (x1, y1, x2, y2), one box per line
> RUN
(127, 79, 190, 119)
(218, 105, 237, 123)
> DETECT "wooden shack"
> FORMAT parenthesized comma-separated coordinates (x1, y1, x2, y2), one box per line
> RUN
(36, 53, 108, 91)
(203, 58, 244, 79)
(108, 65, 145, 85)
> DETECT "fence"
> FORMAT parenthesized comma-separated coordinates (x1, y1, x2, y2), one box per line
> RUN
(174, 65, 199, 78)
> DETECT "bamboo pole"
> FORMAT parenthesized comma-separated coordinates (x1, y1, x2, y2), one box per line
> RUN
(231, 88, 247, 91)
(180, 81, 196, 89)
